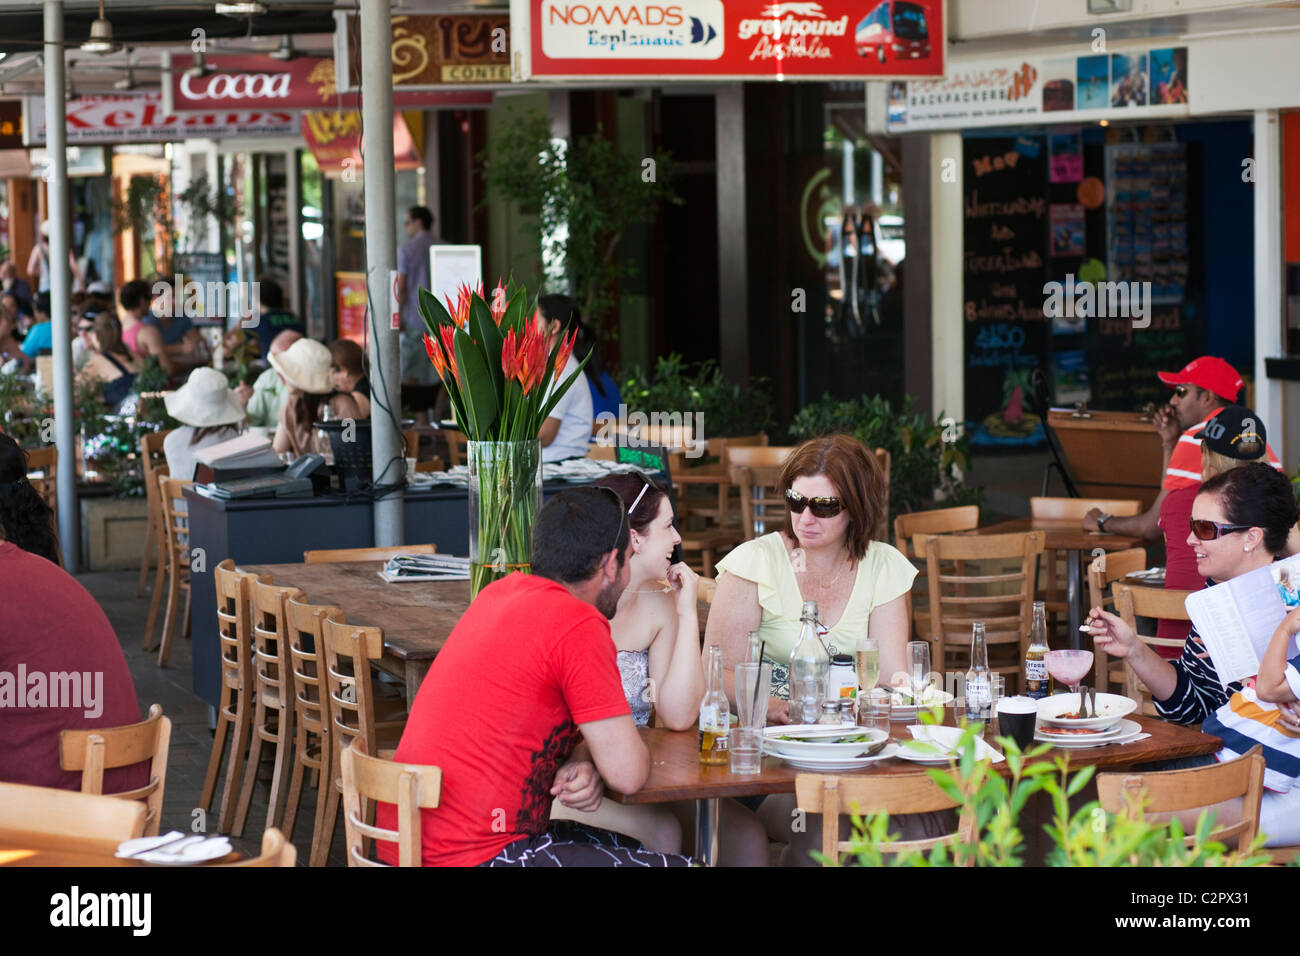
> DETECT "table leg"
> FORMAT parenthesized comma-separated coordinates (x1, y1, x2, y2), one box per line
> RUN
(695, 797, 719, 866)
(1068, 554, 1082, 649)
(403, 661, 425, 709)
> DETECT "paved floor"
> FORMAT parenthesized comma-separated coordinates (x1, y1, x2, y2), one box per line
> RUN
(82, 568, 351, 867)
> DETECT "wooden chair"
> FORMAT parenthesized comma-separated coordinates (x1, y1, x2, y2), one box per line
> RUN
(1086, 549, 1149, 692)
(25, 444, 56, 514)
(0, 781, 147, 843)
(730, 446, 794, 541)
(1030, 496, 1141, 637)
(698, 576, 718, 605)
(136, 429, 172, 597)
(59, 703, 172, 837)
(217, 827, 298, 867)
(586, 443, 617, 461)
(920, 530, 1046, 692)
(414, 456, 445, 474)
(153, 475, 194, 667)
(304, 543, 437, 564)
(231, 580, 306, 837)
(1097, 745, 1264, 853)
(402, 429, 419, 460)
(442, 427, 467, 467)
(284, 595, 344, 867)
(674, 432, 769, 532)
(894, 506, 981, 644)
(319, 612, 408, 864)
(201, 559, 265, 835)
(795, 773, 975, 866)
(340, 737, 442, 866)
(1113, 584, 1194, 715)
(141, 461, 172, 650)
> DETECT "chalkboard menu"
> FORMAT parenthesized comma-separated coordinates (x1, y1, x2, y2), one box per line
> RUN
(964, 136, 1049, 448)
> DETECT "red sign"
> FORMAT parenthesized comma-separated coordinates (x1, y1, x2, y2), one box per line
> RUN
(336, 272, 370, 346)
(300, 111, 422, 179)
(522, 0, 945, 80)
(171, 55, 493, 112)
(25, 93, 294, 145)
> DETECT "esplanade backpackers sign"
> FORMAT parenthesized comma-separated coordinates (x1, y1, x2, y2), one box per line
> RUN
(23, 93, 295, 145)
(510, 0, 945, 81)
(335, 13, 512, 91)
(170, 55, 493, 112)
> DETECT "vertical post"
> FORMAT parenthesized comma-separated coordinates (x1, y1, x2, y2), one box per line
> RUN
(715, 85, 749, 385)
(360, 0, 403, 546)
(930, 131, 964, 429)
(44, 0, 78, 570)
(1254, 109, 1284, 463)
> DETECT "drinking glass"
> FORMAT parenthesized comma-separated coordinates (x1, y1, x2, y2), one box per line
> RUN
(729, 728, 762, 774)
(859, 687, 892, 735)
(734, 662, 772, 733)
(855, 637, 880, 696)
(1044, 649, 1094, 696)
(989, 673, 1006, 706)
(906, 641, 931, 704)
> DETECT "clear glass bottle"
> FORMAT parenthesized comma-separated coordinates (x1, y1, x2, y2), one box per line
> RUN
(788, 600, 829, 725)
(965, 622, 992, 722)
(1024, 601, 1049, 700)
(817, 701, 841, 725)
(699, 644, 730, 764)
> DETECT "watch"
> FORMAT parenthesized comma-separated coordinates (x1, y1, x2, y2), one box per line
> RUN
(1096, 512, 1112, 533)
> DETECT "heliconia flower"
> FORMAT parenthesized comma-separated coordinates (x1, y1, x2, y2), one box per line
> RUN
(501, 326, 519, 382)
(488, 279, 508, 326)
(524, 321, 550, 393)
(552, 328, 577, 385)
(443, 282, 477, 330)
(439, 325, 460, 382)
(423, 333, 446, 378)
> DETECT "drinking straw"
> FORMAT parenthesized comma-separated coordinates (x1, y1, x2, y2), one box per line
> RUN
(750, 640, 766, 726)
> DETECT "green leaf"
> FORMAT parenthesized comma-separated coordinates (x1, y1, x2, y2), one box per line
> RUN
(1065, 764, 1096, 797)
(419, 287, 453, 337)
(535, 348, 592, 427)
(469, 294, 505, 396)
(453, 331, 500, 438)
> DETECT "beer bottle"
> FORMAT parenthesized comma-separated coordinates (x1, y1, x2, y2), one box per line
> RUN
(699, 645, 730, 764)
(1024, 601, 1049, 699)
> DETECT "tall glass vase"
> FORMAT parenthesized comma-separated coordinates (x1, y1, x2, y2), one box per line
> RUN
(467, 439, 543, 599)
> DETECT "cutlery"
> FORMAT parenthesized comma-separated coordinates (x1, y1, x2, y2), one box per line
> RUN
(124, 833, 202, 859)
(1079, 684, 1090, 719)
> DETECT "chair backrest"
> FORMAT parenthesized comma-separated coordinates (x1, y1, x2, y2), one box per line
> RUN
(251, 579, 306, 706)
(698, 577, 717, 604)
(1087, 548, 1149, 691)
(285, 595, 343, 741)
(59, 703, 172, 837)
(0, 780, 147, 843)
(213, 559, 262, 694)
(872, 447, 891, 543)
(442, 428, 467, 467)
(157, 476, 194, 572)
(727, 445, 793, 472)
(414, 456, 445, 474)
(728, 443, 793, 542)
(1113, 583, 1194, 713)
(304, 543, 437, 564)
(25, 444, 57, 512)
(795, 773, 974, 865)
(1097, 745, 1265, 853)
(401, 429, 419, 460)
(340, 737, 442, 867)
(922, 531, 1046, 672)
(139, 429, 171, 476)
(1029, 497, 1142, 521)
(322, 612, 386, 757)
(586, 443, 616, 461)
(218, 826, 298, 867)
(894, 505, 981, 560)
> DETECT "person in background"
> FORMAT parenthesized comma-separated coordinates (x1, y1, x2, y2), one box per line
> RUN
(550, 472, 769, 865)
(118, 279, 151, 359)
(0, 433, 147, 793)
(0, 260, 31, 303)
(1089, 464, 1300, 847)
(377, 486, 690, 867)
(236, 329, 301, 428)
(395, 205, 441, 387)
(78, 313, 141, 410)
(17, 292, 54, 369)
(329, 338, 371, 419)
(270, 338, 361, 458)
(536, 294, 593, 462)
(137, 278, 209, 376)
(573, 314, 622, 435)
(0, 301, 24, 367)
(162, 367, 245, 482)
(250, 276, 305, 359)
(25, 219, 84, 297)
(1083, 356, 1280, 541)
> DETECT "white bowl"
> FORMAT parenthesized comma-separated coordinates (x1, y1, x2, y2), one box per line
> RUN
(1036, 692, 1136, 730)
(762, 724, 889, 759)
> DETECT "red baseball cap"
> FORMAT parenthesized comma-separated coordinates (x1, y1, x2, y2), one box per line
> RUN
(1156, 356, 1243, 402)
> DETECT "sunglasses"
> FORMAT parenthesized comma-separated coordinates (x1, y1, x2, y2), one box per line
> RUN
(1172, 385, 1199, 398)
(77, 325, 94, 334)
(785, 488, 843, 518)
(1189, 518, 1253, 541)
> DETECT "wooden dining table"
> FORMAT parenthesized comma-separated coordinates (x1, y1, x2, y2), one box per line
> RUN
(977, 517, 1144, 646)
(611, 711, 1221, 866)
(241, 560, 713, 704)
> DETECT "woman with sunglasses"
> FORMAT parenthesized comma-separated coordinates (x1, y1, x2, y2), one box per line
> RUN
(549, 473, 770, 865)
(77, 312, 141, 410)
(1088, 462, 1300, 846)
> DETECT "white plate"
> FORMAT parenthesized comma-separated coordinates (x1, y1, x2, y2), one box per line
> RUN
(761, 740, 900, 770)
(762, 725, 889, 759)
(1037, 692, 1137, 729)
(115, 833, 233, 866)
(1035, 718, 1143, 748)
(895, 742, 958, 764)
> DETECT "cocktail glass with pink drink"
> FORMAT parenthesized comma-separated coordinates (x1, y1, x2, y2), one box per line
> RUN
(1043, 649, 1093, 695)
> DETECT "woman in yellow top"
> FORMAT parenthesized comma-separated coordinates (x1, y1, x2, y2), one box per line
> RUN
(704, 433, 917, 864)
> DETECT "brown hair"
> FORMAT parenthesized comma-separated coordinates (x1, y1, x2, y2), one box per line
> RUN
(593, 472, 670, 535)
(92, 313, 130, 360)
(330, 338, 365, 377)
(779, 434, 884, 561)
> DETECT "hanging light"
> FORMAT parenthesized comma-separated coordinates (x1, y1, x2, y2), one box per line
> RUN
(215, 2, 268, 15)
(81, 0, 119, 55)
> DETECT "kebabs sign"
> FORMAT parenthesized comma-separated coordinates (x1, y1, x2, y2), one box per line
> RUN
(512, 0, 945, 80)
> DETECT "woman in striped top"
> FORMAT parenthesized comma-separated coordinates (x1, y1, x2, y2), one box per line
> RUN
(1087, 463, 1300, 846)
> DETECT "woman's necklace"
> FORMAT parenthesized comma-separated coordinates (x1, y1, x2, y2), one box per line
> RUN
(799, 548, 854, 592)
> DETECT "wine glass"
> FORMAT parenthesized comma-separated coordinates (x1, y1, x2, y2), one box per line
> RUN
(1044, 649, 1094, 698)
(855, 637, 879, 696)
(906, 641, 930, 704)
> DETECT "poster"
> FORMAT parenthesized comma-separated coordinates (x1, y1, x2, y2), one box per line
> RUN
(1110, 52, 1148, 107)
(335, 272, 369, 346)
(1150, 48, 1189, 104)
(1053, 350, 1091, 405)
(1049, 202, 1086, 260)
(1049, 130, 1083, 183)
(1105, 143, 1187, 304)
(1075, 55, 1108, 110)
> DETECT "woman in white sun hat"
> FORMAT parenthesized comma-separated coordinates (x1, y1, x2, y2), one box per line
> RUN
(270, 337, 361, 457)
(162, 367, 245, 482)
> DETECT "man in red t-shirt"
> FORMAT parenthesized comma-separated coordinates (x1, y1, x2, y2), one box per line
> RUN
(376, 486, 690, 866)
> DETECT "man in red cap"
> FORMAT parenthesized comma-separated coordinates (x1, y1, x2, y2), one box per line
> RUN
(1083, 356, 1280, 539)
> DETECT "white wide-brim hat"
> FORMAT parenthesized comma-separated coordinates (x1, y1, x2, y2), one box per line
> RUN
(269, 337, 333, 395)
(164, 367, 245, 428)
